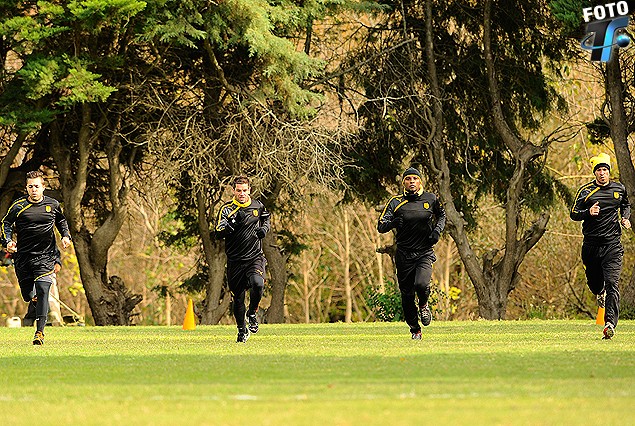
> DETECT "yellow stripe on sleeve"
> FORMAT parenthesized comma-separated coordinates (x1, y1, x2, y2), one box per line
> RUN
(378, 196, 400, 221)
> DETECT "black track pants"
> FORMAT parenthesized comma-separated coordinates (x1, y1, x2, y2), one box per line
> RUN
(228, 256, 266, 330)
(395, 249, 435, 333)
(581, 242, 623, 327)
(15, 254, 54, 333)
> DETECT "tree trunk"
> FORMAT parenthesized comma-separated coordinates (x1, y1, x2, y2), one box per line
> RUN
(0, 172, 24, 218)
(196, 191, 231, 324)
(200, 238, 231, 324)
(606, 52, 635, 201)
(0, 132, 26, 189)
(262, 230, 289, 323)
(419, 0, 550, 319)
(49, 106, 141, 325)
(442, 240, 451, 320)
(343, 209, 352, 322)
(302, 249, 311, 323)
(0, 133, 43, 217)
(166, 293, 171, 326)
(72, 236, 110, 325)
(374, 223, 385, 294)
(605, 53, 635, 310)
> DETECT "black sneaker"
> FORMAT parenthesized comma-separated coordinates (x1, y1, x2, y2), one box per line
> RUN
(419, 304, 432, 327)
(247, 313, 259, 334)
(236, 328, 250, 343)
(411, 330, 422, 340)
(597, 290, 606, 309)
(33, 331, 44, 345)
(603, 322, 615, 340)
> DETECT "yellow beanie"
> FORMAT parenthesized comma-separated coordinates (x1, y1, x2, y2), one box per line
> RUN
(590, 153, 611, 173)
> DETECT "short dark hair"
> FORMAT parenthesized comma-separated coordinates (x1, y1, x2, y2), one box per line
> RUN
(233, 176, 250, 188)
(26, 170, 45, 183)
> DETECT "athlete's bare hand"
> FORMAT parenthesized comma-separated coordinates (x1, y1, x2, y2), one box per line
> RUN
(61, 236, 72, 249)
(621, 218, 631, 229)
(590, 201, 600, 216)
(6, 241, 16, 253)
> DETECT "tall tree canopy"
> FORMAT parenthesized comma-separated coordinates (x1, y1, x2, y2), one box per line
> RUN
(0, 0, 155, 324)
(551, 0, 635, 313)
(341, 0, 573, 318)
(0, 0, 353, 324)
(138, 0, 354, 323)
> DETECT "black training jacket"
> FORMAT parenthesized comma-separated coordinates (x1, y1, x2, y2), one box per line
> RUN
(377, 189, 446, 253)
(1, 195, 71, 258)
(570, 180, 631, 246)
(215, 197, 270, 262)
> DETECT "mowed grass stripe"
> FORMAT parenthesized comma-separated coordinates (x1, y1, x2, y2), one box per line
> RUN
(0, 321, 633, 425)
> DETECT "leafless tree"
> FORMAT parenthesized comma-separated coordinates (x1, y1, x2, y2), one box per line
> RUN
(146, 86, 349, 323)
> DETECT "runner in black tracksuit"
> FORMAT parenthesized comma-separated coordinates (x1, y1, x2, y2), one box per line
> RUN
(570, 153, 630, 339)
(23, 245, 62, 326)
(1, 171, 71, 345)
(378, 167, 446, 339)
(215, 176, 270, 343)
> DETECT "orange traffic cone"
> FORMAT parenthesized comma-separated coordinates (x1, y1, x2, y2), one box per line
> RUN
(183, 298, 196, 330)
(596, 307, 605, 325)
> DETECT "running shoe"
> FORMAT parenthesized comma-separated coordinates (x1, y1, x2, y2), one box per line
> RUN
(419, 304, 432, 327)
(411, 330, 422, 340)
(247, 313, 259, 334)
(33, 331, 44, 345)
(603, 322, 615, 340)
(237, 328, 250, 343)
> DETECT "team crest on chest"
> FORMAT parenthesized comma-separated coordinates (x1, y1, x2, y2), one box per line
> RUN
(253, 210, 259, 216)
(614, 192, 620, 199)
(423, 202, 430, 209)
(46, 205, 51, 212)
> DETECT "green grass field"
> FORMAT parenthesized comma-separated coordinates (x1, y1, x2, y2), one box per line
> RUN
(1, 320, 634, 425)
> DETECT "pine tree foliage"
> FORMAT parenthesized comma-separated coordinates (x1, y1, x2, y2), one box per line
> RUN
(343, 0, 571, 224)
(0, 0, 359, 323)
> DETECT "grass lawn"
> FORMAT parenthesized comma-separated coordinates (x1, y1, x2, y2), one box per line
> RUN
(1, 320, 634, 425)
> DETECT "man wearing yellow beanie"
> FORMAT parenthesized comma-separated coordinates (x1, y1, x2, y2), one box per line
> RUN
(570, 153, 631, 339)
(377, 167, 446, 340)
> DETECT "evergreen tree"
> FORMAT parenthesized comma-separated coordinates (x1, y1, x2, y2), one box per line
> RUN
(551, 0, 635, 316)
(341, 0, 572, 318)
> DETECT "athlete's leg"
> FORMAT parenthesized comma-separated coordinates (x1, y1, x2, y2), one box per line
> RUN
(34, 279, 52, 333)
(413, 252, 435, 307)
(227, 260, 248, 331)
(396, 252, 420, 333)
(247, 274, 264, 316)
(232, 288, 247, 330)
(601, 243, 623, 328)
(581, 244, 604, 295)
(23, 300, 36, 326)
(15, 265, 35, 303)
